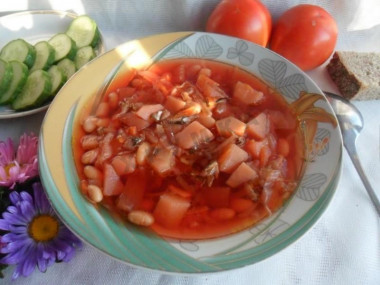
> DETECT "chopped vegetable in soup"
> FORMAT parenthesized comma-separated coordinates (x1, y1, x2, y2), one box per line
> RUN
(73, 59, 304, 240)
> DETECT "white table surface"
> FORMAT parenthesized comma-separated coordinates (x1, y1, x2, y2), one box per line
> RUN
(1, 1, 380, 284)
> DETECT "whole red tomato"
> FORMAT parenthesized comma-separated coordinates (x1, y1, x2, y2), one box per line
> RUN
(270, 4, 338, 71)
(206, 0, 272, 47)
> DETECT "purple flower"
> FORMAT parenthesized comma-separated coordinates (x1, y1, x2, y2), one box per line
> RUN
(0, 182, 82, 280)
(0, 133, 39, 189)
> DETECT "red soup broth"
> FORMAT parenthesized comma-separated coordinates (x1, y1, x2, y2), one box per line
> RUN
(73, 58, 305, 240)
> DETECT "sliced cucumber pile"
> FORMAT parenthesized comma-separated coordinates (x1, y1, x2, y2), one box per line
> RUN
(12, 70, 52, 111)
(0, 39, 36, 68)
(0, 59, 13, 94)
(66, 15, 100, 48)
(30, 41, 56, 72)
(0, 15, 101, 111)
(0, 61, 28, 105)
(49, 33, 77, 62)
(48, 65, 67, 97)
(75, 46, 96, 69)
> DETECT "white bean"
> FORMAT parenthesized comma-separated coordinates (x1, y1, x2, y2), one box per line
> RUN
(136, 142, 151, 165)
(96, 102, 110, 118)
(127, 210, 154, 226)
(81, 149, 99, 164)
(83, 116, 98, 133)
(81, 135, 99, 150)
(107, 92, 119, 109)
(87, 184, 103, 203)
(84, 165, 102, 180)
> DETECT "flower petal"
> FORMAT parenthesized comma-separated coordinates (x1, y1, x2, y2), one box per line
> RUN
(0, 138, 15, 164)
(20, 191, 33, 204)
(2, 232, 29, 244)
(20, 254, 36, 278)
(0, 219, 10, 230)
(46, 255, 56, 267)
(33, 183, 52, 213)
(11, 264, 21, 280)
(7, 205, 19, 214)
(21, 164, 39, 181)
(9, 191, 21, 204)
(2, 211, 28, 225)
(8, 224, 28, 233)
(20, 200, 35, 219)
(37, 256, 48, 273)
(7, 164, 22, 183)
(62, 247, 76, 262)
(3, 239, 29, 252)
(16, 134, 38, 165)
(1, 241, 32, 264)
(56, 250, 65, 260)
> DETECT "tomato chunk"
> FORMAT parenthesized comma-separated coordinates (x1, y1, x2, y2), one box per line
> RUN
(226, 162, 258, 188)
(246, 112, 270, 140)
(117, 170, 147, 211)
(218, 144, 249, 173)
(196, 73, 227, 100)
(153, 193, 191, 228)
(136, 104, 164, 121)
(175, 121, 214, 149)
(119, 112, 151, 131)
(198, 113, 216, 128)
(215, 116, 246, 137)
(111, 154, 136, 176)
(245, 139, 268, 158)
(103, 163, 124, 196)
(233, 81, 264, 105)
(165, 96, 186, 113)
(149, 147, 175, 175)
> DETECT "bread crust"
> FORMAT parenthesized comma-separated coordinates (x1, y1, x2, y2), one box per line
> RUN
(326, 51, 380, 100)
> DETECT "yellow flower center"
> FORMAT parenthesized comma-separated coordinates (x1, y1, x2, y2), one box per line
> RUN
(28, 215, 59, 242)
(0, 163, 15, 181)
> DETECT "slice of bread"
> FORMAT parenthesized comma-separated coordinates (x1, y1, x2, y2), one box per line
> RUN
(326, 51, 380, 100)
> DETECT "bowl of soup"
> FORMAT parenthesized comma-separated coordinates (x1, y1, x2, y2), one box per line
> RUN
(39, 32, 342, 273)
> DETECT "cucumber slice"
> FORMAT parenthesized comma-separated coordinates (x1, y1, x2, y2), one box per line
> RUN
(48, 33, 77, 62)
(12, 69, 52, 111)
(0, 39, 36, 68)
(74, 46, 95, 69)
(0, 61, 28, 105)
(30, 41, 56, 71)
(0, 59, 13, 94)
(66, 15, 99, 48)
(57, 58, 76, 80)
(48, 65, 67, 96)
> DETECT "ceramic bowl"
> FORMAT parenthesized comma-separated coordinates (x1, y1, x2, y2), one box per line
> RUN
(38, 32, 342, 274)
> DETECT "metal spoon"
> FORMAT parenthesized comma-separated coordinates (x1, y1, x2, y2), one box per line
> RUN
(324, 91, 380, 216)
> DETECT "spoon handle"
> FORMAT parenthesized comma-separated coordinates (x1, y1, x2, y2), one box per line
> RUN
(344, 139, 380, 217)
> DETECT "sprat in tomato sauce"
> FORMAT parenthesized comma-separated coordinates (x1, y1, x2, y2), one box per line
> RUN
(73, 59, 305, 240)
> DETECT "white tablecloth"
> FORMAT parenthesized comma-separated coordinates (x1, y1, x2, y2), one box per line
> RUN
(1, 1, 380, 284)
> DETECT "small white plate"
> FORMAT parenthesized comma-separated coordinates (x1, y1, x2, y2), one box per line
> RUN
(0, 10, 105, 119)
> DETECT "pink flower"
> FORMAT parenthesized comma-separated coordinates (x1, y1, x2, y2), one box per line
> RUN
(0, 133, 38, 189)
